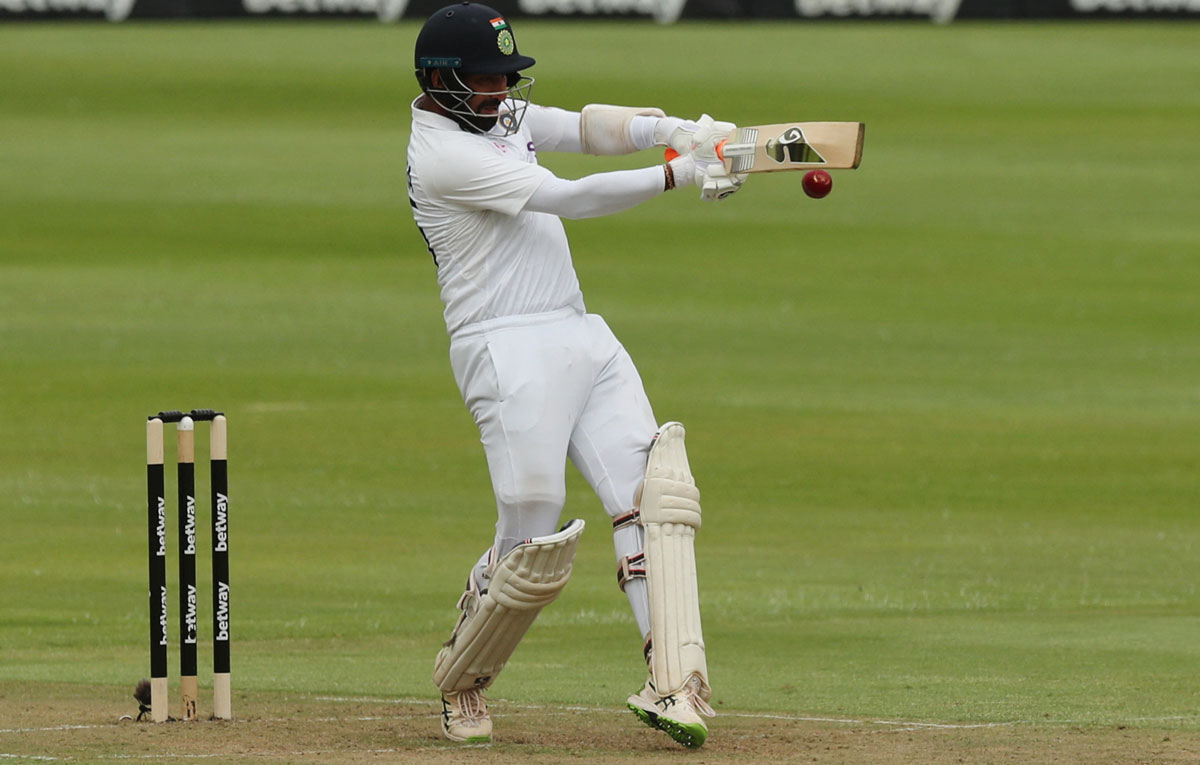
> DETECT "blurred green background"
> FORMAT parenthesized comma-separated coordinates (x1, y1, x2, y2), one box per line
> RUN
(1, 21, 1197, 729)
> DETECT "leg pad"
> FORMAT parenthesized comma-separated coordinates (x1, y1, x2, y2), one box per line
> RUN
(639, 423, 709, 699)
(643, 426, 705, 700)
(434, 519, 585, 693)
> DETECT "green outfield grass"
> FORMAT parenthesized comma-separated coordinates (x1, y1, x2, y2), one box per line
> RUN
(1, 18, 1198, 755)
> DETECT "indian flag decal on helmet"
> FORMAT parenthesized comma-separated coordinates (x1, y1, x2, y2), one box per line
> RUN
(489, 17, 507, 29)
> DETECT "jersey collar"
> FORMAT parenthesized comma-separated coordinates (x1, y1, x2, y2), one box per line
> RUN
(411, 96, 464, 131)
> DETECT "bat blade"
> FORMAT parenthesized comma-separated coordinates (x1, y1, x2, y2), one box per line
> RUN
(720, 122, 864, 174)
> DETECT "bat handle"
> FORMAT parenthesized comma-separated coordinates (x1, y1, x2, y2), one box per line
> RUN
(664, 139, 727, 162)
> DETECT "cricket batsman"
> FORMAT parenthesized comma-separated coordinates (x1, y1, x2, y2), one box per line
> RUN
(406, 1, 745, 748)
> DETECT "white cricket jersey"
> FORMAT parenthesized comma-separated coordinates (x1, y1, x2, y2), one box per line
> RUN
(406, 99, 586, 336)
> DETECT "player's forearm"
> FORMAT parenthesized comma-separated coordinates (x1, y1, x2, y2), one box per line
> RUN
(524, 167, 666, 220)
(528, 103, 691, 156)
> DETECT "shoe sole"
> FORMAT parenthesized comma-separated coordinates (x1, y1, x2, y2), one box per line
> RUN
(627, 702, 707, 749)
(443, 732, 492, 744)
(441, 724, 491, 744)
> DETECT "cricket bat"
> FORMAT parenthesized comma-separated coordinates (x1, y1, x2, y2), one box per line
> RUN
(666, 121, 865, 173)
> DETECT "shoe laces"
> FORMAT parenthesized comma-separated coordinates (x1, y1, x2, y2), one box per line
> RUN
(646, 676, 716, 718)
(457, 688, 488, 721)
(685, 678, 716, 718)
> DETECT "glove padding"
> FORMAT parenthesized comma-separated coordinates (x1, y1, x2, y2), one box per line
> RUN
(699, 163, 746, 202)
(675, 114, 747, 201)
(654, 116, 701, 156)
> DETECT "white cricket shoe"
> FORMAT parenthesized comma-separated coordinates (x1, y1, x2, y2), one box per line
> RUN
(626, 676, 715, 749)
(440, 688, 492, 743)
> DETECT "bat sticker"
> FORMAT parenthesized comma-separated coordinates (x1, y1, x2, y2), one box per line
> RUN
(766, 127, 826, 165)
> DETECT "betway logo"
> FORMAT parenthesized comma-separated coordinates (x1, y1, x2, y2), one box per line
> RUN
(213, 493, 229, 552)
(0, 0, 104, 11)
(155, 498, 167, 557)
(0, 0, 416, 16)
(794, 0, 963, 20)
(158, 585, 169, 645)
(1072, 0, 1200, 8)
(215, 582, 231, 641)
(240, 0, 414, 20)
(519, 0, 658, 14)
(184, 584, 198, 643)
(183, 496, 196, 555)
(0, 0, 140, 20)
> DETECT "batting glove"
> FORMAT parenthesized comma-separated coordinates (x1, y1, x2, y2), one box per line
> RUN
(675, 114, 747, 201)
(654, 116, 701, 156)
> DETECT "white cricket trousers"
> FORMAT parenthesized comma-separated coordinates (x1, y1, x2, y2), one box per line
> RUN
(449, 307, 657, 636)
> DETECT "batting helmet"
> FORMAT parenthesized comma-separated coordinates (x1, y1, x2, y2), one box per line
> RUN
(414, 3, 536, 134)
(415, 2, 535, 78)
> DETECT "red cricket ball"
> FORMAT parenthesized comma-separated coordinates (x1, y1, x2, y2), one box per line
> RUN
(802, 170, 833, 199)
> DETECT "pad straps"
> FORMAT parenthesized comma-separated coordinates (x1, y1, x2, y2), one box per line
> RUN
(614, 510, 647, 592)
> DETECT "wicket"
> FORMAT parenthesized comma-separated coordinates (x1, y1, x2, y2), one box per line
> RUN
(145, 408, 231, 722)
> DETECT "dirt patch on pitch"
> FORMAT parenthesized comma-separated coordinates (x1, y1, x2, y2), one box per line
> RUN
(1, 683, 1197, 763)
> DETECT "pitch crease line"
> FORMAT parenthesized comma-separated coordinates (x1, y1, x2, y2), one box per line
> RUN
(313, 695, 1020, 730)
(17, 748, 479, 762)
(0, 725, 107, 735)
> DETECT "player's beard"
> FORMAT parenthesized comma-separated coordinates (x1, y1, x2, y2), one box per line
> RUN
(461, 99, 502, 134)
(432, 94, 501, 134)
